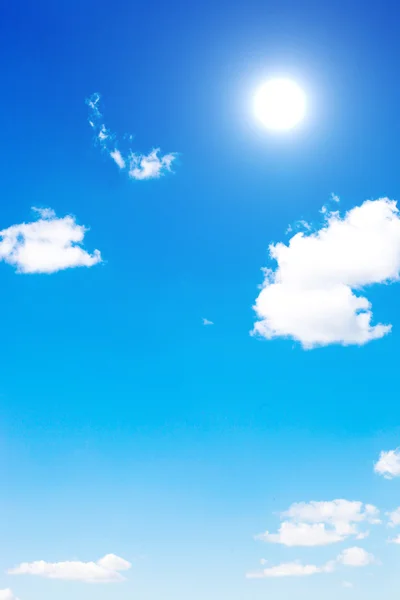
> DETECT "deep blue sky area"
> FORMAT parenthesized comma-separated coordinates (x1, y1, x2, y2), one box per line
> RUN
(1, 1, 400, 599)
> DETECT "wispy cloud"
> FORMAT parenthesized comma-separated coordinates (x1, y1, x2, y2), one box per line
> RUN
(86, 93, 177, 181)
(203, 318, 214, 326)
(247, 546, 375, 579)
(252, 198, 400, 348)
(8, 553, 131, 584)
(0, 208, 101, 274)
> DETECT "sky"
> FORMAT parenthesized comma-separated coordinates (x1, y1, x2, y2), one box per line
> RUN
(2, 0, 400, 598)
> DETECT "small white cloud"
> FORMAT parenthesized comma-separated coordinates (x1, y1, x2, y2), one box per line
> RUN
(86, 93, 177, 181)
(0, 208, 101, 274)
(128, 149, 175, 180)
(331, 193, 340, 203)
(203, 318, 214, 326)
(246, 559, 334, 579)
(252, 198, 400, 348)
(355, 530, 370, 540)
(8, 553, 131, 583)
(257, 500, 379, 547)
(247, 546, 375, 580)
(387, 507, 400, 527)
(257, 522, 344, 547)
(32, 207, 56, 219)
(337, 547, 375, 567)
(0, 590, 19, 600)
(342, 581, 354, 588)
(388, 534, 400, 544)
(110, 149, 126, 169)
(375, 449, 400, 479)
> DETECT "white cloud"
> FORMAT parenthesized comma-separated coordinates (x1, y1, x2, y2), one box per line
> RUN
(8, 553, 131, 584)
(0, 590, 19, 600)
(257, 500, 379, 547)
(387, 507, 400, 527)
(87, 93, 177, 181)
(128, 149, 175, 180)
(0, 208, 101, 274)
(247, 547, 375, 579)
(203, 318, 214, 326)
(110, 149, 126, 169)
(375, 449, 400, 479)
(246, 560, 335, 579)
(257, 522, 343, 547)
(337, 547, 375, 567)
(388, 534, 400, 544)
(342, 581, 354, 588)
(252, 198, 400, 348)
(97, 554, 131, 572)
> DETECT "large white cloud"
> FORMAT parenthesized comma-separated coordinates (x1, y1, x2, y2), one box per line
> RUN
(257, 500, 380, 547)
(8, 553, 131, 583)
(87, 93, 177, 181)
(375, 449, 400, 479)
(0, 590, 19, 600)
(252, 198, 400, 348)
(0, 208, 101, 274)
(247, 546, 374, 579)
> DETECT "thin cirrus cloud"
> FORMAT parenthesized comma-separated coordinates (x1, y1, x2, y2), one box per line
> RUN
(252, 198, 400, 348)
(0, 208, 101, 274)
(86, 93, 177, 181)
(8, 553, 131, 584)
(256, 500, 380, 547)
(374, 449, 400, 479)
(246, 546, 375, 579)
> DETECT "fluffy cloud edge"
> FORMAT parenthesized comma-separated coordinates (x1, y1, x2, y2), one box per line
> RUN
(256, 500, 380, 547)
(375, 449, 400, 479)
(8, 553, 131, 584)
(252, 198, 400, 348)
(0, 207, 101, 274)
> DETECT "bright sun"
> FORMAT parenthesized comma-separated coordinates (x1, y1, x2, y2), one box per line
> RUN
(254, 78, 306, 131)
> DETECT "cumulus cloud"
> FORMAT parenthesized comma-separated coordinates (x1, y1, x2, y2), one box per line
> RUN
(87, 93, 177, 181)
(257, 522, 343, 547)
(387, 507, 400, 527)
(337, 547, 375, 567)
(256, 500, 379, 547)
(8, 553, 131, 584)
(252, 198, 400, 348)
(0, 208, 101, 274)
(375, 449, 400, 479)
(0, 590, 19, 600)
(247, 547, 375, 579)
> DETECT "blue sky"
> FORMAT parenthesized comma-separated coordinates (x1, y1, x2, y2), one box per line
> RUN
(2, 0, 400, 598)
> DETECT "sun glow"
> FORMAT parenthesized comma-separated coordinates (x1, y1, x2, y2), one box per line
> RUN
(254, 78, 306, 131)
